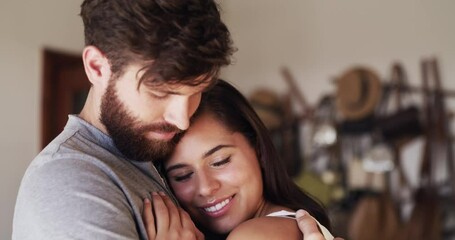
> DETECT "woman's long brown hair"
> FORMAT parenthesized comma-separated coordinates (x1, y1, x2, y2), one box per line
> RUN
(193, 80, 331, 229)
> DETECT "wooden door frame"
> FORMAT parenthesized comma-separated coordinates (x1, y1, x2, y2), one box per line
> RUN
(41, 49, 87, 149)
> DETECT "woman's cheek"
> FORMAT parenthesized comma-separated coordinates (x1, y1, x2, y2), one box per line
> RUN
(173, 182, 195, 205)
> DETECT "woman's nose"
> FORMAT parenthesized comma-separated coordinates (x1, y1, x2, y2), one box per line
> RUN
(197, 172, 221, 197)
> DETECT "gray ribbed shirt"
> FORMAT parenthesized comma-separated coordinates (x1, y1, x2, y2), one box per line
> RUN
(13, 115, 173, 239)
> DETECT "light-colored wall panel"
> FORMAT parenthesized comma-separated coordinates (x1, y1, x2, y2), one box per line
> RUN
(0, 1, 84, 238)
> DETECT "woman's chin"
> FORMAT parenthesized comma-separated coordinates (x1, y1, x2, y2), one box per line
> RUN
(204, 220, 240, 235)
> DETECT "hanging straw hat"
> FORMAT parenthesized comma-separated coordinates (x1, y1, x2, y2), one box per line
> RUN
(336, 67, 383, 121)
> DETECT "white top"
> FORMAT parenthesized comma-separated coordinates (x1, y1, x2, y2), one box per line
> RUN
(266, 210, 335, 240)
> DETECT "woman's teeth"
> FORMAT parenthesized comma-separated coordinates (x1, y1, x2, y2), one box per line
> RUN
(204, 198, 230, 213)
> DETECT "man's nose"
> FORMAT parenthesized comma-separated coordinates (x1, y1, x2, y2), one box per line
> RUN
(164, 93, 201, 130)
(164, 97, 192, 130)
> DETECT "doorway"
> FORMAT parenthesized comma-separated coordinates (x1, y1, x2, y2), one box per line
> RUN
(41, 49, 91, 148)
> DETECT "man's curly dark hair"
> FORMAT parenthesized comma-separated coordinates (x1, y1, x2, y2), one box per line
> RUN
(80, 0, 234, 86)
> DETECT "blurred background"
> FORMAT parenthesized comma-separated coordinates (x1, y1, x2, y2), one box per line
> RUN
(1, 0, 454, 239)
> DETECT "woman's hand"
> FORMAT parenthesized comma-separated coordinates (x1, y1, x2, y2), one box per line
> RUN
(295, 210, 344, 240)
(142, 192, 204, 240)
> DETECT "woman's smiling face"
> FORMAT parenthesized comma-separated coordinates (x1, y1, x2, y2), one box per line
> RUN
(165, 113, 265, 234)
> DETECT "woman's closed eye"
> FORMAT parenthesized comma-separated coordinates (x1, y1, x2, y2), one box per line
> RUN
(168, 156, 231, 182)
(211, 156, 231, 167)
(172, 172, 193, 182)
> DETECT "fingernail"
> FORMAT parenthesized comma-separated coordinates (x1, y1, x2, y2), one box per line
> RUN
(144, 198, 150, 203)
(158, 191, 166, 197)
(296, 209, 307, 218)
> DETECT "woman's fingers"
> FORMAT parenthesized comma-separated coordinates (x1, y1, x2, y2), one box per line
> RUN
(179, 208, 204, 240)
(159, 191, 181, 230)
(152, 192, 170, 234)
(142, 198, 156, 240)
(152, 192, 200, 240)
(161, 194, 202, 239)
(179, 208, 193, 230)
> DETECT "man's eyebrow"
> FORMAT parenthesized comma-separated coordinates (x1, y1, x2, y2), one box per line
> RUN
(146, 88, 184, 96)
(155, 84, 210, 95)
(161, 89, 182, 95)
(165, 144, 234, 174)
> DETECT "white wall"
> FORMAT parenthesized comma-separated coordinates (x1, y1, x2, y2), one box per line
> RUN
(1, 0, 454, 239)
(0, 0, 84, 238)
(219, 0, 455, 192)
(221, 0, 455, 104)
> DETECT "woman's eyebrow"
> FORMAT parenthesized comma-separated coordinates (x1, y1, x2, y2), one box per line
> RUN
(202, 144, 234, 158)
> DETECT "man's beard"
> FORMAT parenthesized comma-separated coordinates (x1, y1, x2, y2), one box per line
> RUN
(100, 81, 183, 162)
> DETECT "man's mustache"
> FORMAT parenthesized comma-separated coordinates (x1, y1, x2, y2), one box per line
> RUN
(138, 123, 182, 134)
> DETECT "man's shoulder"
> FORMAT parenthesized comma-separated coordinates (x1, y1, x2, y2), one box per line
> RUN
(28, 137, 112, 183)
(44, 122, 114, 161)
(19, 144, 119, 202)
(13, 118, 163, 240)
(31, 123, 122, 177)
(13, 134, 140, 239)
(19, 125, 125, 201)
(226, 216, 302, 240)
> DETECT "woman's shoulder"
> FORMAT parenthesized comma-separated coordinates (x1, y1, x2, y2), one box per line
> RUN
(226, 215, 302, 240)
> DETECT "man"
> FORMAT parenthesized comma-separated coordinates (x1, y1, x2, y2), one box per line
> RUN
(13, 1, 338, 239)
(13, 0, 233, 239)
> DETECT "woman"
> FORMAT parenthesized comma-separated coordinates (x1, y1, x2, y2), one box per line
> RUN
(144, 80, 334, 239)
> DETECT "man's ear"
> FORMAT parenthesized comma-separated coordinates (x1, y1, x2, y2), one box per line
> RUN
(82, 46, 111, 88)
